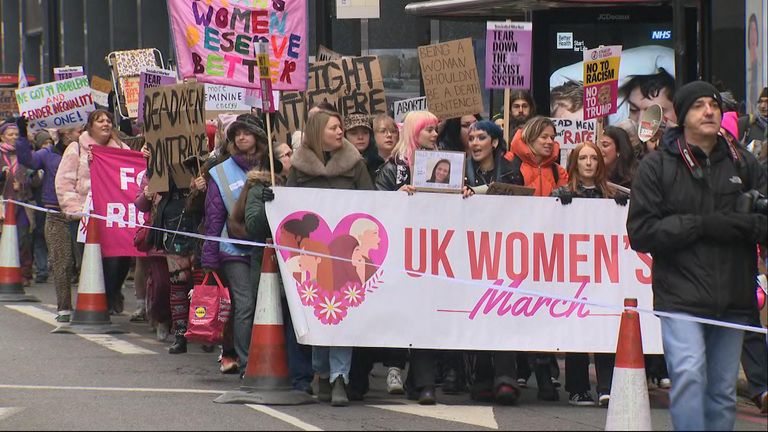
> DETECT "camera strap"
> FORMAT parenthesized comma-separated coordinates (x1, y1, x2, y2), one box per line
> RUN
(676, 135, 749, 190)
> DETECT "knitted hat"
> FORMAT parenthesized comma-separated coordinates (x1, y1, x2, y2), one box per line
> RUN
(344, 112, 372, 132)
(226, 116, 268, 145)
(33, 130, 53, 148)
(674, 81, 722, 127)
(720, 111, 739, 140)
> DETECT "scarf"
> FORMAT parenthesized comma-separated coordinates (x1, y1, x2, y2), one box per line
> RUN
(756, 114, 767, 133)
(0, 142, 17, 176)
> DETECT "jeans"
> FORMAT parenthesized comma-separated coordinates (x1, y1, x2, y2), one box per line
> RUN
(282, 299, 313, 391)
(661, 314, 746, 431)
(222, 261, 253, 364)
(312, 346, 353, 384)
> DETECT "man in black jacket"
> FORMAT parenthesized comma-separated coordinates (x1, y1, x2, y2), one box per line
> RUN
(627, 81, 767, 430)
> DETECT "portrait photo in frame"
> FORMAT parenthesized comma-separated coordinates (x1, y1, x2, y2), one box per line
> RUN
(412, 150, 466, 193)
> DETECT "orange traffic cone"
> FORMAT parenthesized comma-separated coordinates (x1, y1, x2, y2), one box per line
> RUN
(215, 240, 314, 405)
(605, 298, 651, 430)
(0, 201, 39, 302)
(53, 217, 122, 334)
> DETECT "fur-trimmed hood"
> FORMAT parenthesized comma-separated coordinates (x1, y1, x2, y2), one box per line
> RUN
(290, 138, 363, 179)
(246, 167, 285, 186)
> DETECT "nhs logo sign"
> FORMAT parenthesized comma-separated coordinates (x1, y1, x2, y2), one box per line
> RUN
(651, 30, 672, 40)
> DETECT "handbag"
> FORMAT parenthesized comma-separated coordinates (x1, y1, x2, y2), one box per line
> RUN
(184, 271, 231, 345)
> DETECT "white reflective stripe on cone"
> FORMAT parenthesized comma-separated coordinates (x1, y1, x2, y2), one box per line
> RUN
(77, 244, 106, 295)
(0, 225, 19, 267)
(606, 367, 652, 431)
(253, 274, 283, 326)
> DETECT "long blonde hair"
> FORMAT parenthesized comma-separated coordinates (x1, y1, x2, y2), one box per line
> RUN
(391, 110, 438, 167)
(302, 109, 343, 163)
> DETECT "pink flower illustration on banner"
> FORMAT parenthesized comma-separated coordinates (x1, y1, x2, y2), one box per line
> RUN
(298, 280, 320, 306)
(314, 295, 347, 325)
(341, 282, 365, 307)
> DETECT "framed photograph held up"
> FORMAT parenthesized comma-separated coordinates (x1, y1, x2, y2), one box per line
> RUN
(412, 150, 466, 193)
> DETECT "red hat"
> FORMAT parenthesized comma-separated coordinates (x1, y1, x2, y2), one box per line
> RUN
(206, 122, 217, 153)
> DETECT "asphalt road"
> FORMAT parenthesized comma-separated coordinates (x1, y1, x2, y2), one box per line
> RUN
(1, 281, 766, 431)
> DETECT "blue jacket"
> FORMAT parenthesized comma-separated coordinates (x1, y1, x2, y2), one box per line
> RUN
(15, 137, 64, 208)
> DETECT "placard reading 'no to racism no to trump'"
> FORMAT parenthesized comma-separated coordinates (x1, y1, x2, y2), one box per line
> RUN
(167, 0, 308, 91)
(582, 45, 622, 120)
(266, 187, 663, 353)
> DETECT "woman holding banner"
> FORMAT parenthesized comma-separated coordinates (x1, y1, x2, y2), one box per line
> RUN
(375, 110, 441, 405)
(287, 109, 373, 407)
(550, 141, 628, 407)
(55, 109, 131, 315)
(0, 119, 34, 287)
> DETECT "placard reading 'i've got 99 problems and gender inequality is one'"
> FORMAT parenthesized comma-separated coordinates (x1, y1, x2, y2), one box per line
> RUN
(14, 76, 94, 130)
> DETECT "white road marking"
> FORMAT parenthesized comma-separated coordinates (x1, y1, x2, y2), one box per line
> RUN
(246, 405, 323, 431)
(367, 402, 499, 430)
(0, 384, 224, 394)
(4, 305, 156, 355)
(0, 407, 23, 421)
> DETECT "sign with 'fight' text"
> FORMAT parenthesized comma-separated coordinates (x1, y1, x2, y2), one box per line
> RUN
(167, 0, 308, 91)
(266, 187, 662, 353)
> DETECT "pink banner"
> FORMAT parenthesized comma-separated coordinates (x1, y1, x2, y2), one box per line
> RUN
(167, 0, 308, 91)
(90, 146, 148, 257)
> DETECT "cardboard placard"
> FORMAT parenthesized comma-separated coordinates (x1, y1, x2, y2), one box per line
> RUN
(485, 21, 532, 89)
(418, 38, 483, 120)
(91, 76, 114, 94)
(137, 68, 176, 124)
(15, 76, 94, 130)
(549, 118, 597, 166)
(273, 56, 386, 144)
(0, 88, 19, 119)
(317, 44, 343, 62)
(582, 45, 622, 120)
(392, 96, 428, 123)
(143, 82, 207, 193)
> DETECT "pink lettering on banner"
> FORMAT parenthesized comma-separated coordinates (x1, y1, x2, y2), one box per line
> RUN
(167, 0, 307, 91)
(468, 280, 591, 320)
(90, 146, 148, 257)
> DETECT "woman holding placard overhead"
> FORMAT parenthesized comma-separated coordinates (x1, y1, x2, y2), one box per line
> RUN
(55, 109, 131, 315)
(286, 109, 373, 407)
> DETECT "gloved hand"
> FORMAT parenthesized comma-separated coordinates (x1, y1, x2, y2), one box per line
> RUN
(557, 190, 573, 205)
(261, 186, 275, 202)
(16, 116, 28, 138)
(614, 192, 629, 206)
(700, 212, 753, 242)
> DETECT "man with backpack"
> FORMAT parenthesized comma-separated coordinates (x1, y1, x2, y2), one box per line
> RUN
(627, 81, 767, 430)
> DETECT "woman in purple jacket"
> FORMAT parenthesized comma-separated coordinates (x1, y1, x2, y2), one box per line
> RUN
(15, 118, 82, 321)
(202, 116, 267, 373)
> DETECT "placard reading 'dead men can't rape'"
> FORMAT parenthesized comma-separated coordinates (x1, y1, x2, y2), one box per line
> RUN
(143, 82, 207, 193)
(167, 0, 308, 91)
(15, 76, 94, 130)
(549, 118, 597, 166)
(265, 187, 662, 353)
(418, 38, 483, 120)
(137, 68, 177, 125)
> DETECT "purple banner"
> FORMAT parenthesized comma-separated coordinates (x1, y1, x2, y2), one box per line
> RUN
(137, 68, 176, 125)
(485, 22, 532, 89)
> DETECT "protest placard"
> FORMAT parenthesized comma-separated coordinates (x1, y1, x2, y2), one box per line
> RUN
(136, 68, 176, 125)
(392, 96, 428, 123)
(91, 76, 114, 94)
(266, 188, 662, 353)
(53, 66, 84, 81)
(121, 76, 142, 118)
(485, 22, 532, 89)
(204, 84, 251, 118)
(90, 146, 148, 257)
(317, 44, 342, 62)
(418, 38, 483, 120)
(15, 76, 94, 130)
(143, 82, 207, 193)
(549, 118, 597, 166)
(167, 0, 308, 91)
(0, 88, 18, 118)
(273, 56, 386, 144)
(583, 45, 622, 120)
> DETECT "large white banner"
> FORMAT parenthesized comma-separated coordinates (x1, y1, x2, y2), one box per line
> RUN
(266, 188, 662, 353)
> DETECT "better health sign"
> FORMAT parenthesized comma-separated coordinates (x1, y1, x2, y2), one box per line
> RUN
(15, 76, 94, 130)
(266, 188, 662, 353)
(90, 146, 148, 257)
(167, 0, 308, 91)
(485, 21, 532, 89)
(583, 45, 622, 120)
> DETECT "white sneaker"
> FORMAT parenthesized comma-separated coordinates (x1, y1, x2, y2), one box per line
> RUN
(598, 393, 610, 407)
(386, 367, 404, 394)
(657, 378, 671, 389)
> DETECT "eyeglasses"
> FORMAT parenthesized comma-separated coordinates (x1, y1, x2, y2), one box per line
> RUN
(375, 128, 399, 135)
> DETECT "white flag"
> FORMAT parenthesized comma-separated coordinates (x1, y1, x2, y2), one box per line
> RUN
(18, 61, 28, 88)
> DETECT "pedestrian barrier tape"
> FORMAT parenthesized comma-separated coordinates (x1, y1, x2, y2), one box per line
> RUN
(3, 198, 766, 335)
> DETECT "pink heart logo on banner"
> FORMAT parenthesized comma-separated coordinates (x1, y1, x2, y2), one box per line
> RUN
(276, 212, 388, 325)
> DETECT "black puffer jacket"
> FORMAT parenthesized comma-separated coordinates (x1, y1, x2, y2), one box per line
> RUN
(627, 127, 767, 320)
(375, 156, 411, 191)
(465, 150, 523, 187)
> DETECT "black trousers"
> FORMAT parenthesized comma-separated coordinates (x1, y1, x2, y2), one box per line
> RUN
(741, 311, 767, 399)
(564, 353, 615, 394)
(102, 257, 131, 311)
(406, 349, 435, 391)
(473, 351, 518, 389)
